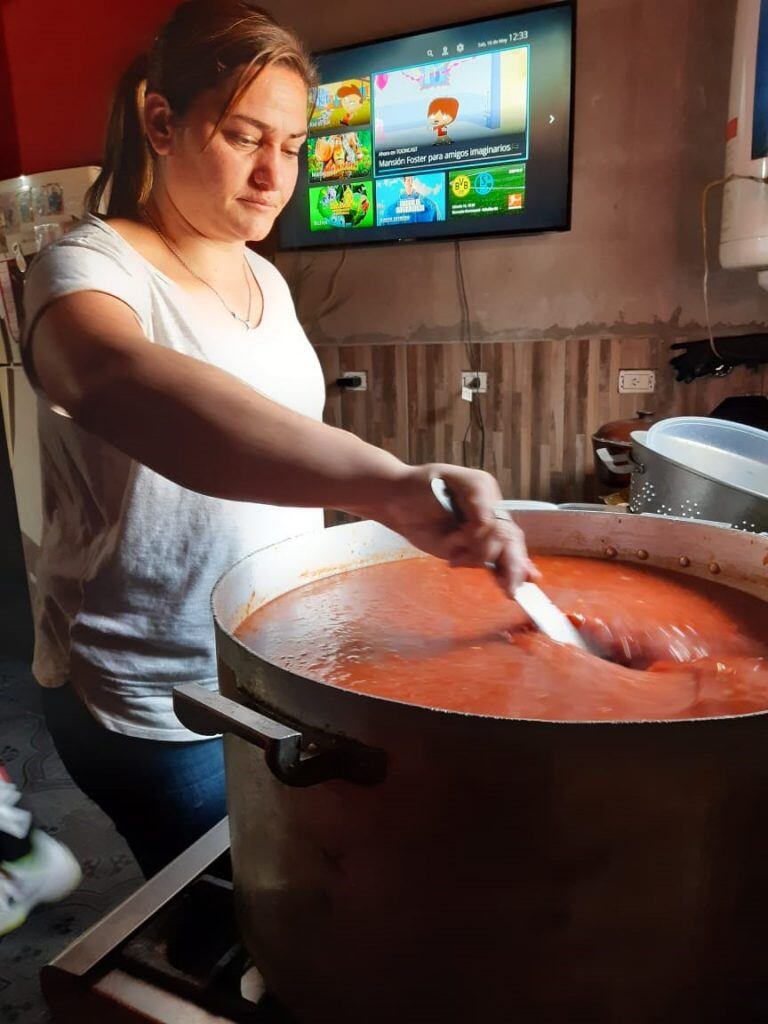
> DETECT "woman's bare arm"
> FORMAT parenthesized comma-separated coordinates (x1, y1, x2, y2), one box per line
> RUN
(29, 290, 533, 591)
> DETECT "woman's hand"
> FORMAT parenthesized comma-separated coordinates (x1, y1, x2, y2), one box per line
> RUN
(371, 463, 539, 597)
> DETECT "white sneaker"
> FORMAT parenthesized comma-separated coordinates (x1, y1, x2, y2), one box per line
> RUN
(0, 828, 82, 936)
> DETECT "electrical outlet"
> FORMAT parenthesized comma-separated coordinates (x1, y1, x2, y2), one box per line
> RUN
(618, 369, 656, 394)
(339, 371, 368, 391)
(461, 371, 488, 393)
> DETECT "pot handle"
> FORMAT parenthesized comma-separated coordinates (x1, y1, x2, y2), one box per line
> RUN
(173, 682, 387, 788)
(595, 447, 634, 475)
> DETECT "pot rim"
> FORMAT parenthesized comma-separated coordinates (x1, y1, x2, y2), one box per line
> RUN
(591, 433, 633, 448)
(591, 411, 658, 445)
(211, 513, 768, 730)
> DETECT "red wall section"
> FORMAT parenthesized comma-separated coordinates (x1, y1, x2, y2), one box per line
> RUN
(0, 13, 21, 180)
(1, 0, 178, 177)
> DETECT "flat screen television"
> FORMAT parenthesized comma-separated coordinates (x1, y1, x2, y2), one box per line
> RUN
(278, 1, 575, 250)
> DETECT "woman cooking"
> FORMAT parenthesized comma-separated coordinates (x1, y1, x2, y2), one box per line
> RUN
(21, 0, 534, 877)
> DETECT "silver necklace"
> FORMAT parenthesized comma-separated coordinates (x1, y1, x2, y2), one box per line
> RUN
(142, 208, 257, 330)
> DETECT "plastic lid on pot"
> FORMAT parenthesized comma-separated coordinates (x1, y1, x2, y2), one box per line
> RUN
(645, 417, 768, 498)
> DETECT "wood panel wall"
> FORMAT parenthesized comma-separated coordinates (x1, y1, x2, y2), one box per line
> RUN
(316, 338, 767, 503)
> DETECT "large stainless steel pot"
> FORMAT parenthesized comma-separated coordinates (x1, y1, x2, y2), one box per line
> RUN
(174, 512, 768, 1024)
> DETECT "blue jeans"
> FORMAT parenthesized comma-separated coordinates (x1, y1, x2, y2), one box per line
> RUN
(41, 683, 227, 878)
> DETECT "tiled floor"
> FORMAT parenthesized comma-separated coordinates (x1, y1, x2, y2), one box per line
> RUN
(0, 654, 143, 1024)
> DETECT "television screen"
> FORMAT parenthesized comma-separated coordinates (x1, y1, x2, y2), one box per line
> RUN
(278, 1, 574, 250)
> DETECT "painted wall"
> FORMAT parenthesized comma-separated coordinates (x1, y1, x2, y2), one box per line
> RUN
(0, 13, 20, 181)
(263, 0, 768, 500)
(2, 0, 764, 341)
(266, 0, 768, 345)
(0, 0, 177, 179)
(1, 0, 766, 503)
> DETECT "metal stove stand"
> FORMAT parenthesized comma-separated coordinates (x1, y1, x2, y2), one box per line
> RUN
(42, 818, 295, 1023)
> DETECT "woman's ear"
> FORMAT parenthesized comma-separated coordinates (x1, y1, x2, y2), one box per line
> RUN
(144, 92, 176, 157)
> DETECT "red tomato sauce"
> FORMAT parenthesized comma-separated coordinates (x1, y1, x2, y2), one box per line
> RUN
(235, 556, 768, 722)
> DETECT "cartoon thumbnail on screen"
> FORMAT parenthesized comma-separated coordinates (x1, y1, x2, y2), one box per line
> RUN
(309, 181, 375, 231)
(448, 163, 526, 218)
(376, 173, 446, 226)
(373, 48, 528, 174)
(308, 131, 373, 183)
(310, 79, 371, 134)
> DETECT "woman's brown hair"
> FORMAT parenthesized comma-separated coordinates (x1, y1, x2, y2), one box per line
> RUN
(87, 0, 317, 219)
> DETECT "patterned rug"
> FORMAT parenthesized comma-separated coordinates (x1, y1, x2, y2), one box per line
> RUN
(0, 656, 143, 1024)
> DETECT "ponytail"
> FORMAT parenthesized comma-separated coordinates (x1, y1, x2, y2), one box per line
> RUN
(86, 54, 153, 220)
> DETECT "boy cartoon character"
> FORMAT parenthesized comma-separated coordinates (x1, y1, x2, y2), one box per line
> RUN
(427, 97, 459, 145)
(336, 83, 364, 126)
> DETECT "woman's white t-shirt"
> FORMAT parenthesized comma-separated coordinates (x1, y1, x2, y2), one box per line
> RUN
(22, 214, 325, 741)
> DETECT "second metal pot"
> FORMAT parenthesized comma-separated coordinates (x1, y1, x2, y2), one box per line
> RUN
(629, 430, 768, 531)
(592, 410, 658, 488)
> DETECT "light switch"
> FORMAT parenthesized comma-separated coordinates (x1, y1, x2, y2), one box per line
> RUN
(618, 369, 656, 394)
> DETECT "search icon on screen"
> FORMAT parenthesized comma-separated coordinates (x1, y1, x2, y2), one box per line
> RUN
(427, 49, 433, 57)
